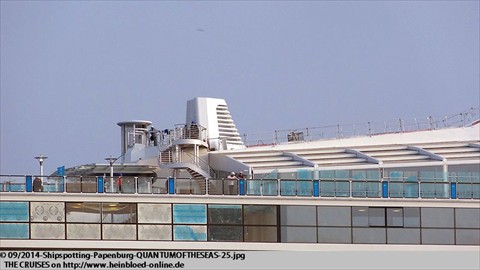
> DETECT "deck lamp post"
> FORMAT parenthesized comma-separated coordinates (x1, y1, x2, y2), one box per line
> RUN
(34, 155, 48, 182)
(105, 156, 117, 192)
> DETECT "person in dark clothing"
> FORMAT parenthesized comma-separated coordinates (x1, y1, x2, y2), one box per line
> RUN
(33, 177, 43, 192)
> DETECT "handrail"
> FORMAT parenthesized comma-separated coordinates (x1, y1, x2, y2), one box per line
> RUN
(243, 107, 480, 147)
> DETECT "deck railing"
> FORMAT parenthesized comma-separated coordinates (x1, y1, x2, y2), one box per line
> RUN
(1, 174, 478, 200)
(242, 107, 480, 146)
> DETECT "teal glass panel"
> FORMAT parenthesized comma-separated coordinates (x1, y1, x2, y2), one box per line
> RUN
(173, 225, 207, 241)
(367, 182, 382, 197)
(420, 171, 436, 182)
(320, 171, 334, 180)
(262, 180, 278, 196)
(173, 204, 206, 224)
(389, 182, 404, 198)
(0, 223, 29, 238)
(420, 183, 436, 198)
(352, 182, 366, 197)
(335, 170, 350, 180)
(297, 180, 312, 196)
(335, 181, 350, 197)
(472, 184, 480, 199)
(404, 182, 419, 198)
(280, 180, 296, 196)
(352, 171, 366, 197)
(297, 169, 311, 180)
(472, 172, 480, 183)
(457, 184, 473, 199)
(0, 202, 29, 222)
(246, 180, 261, 195)
(263, 170, 278, 180)
(320, 181, 335, 197)
(389, 171, 403, 181)
(435, 183, 450, 198)
(367, 170, 380, 181)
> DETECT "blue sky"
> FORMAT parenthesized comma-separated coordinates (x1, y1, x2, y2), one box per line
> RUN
(1, 1, 479, 175)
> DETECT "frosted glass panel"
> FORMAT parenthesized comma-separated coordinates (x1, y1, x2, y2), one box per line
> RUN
(31, 224, 65, 239)
(67, 224, 100, 239)
(31, 202, 64, 222)
(138, 204, 171, 223)
(102, 224, 136, 240)
(0, 202, 29, 222)
(138, 225, 172, 240)
(0, 223, 29, 238)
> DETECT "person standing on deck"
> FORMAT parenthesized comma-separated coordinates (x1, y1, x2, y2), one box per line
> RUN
(227, 172, 238, 195)
(118, 174, 123, 193)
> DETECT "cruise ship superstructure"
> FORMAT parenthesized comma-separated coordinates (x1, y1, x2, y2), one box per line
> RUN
(1, 97, 479, 251)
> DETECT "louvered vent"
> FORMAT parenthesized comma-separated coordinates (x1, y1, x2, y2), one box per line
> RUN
(216, 104, 244, 147)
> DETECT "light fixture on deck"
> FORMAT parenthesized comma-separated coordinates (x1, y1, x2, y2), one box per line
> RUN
(105, 156, 117, 193)
(34, 154, 48, 181)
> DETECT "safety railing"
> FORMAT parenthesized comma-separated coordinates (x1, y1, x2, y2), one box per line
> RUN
(243, 107, 480, 146)
(1, 175, 478, 199)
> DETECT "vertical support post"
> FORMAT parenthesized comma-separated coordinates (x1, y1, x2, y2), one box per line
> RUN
(382, 181, 389, 198)
(26, 176, 33, 192)
(97, 177, 104, 193)
(313, 180, 319, 197)
(239, 178, 245, 195)
(168, 177, 175, 194)
(450, 183, 457, 199)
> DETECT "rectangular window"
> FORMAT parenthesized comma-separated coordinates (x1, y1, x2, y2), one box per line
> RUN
(244, 205, 277, 225)
(421, 208, 454, 228)
(138, 204, 171, 224)
(368, 208, 385, 227)
(317, 206, 351, 227)
(138, 225, 172, 241)
(317, 227, 351, 244)
(281, 227, 317, 243)
(0, 202, 29, 222)
(352, 207, 369, 227)
(208, 226, 243, 242)
(173, 225, 207, 241)
(0, 223, 29, 239)
(31, 202, 65, 222)
(173, 204, 207, 224)
(101, 203, 136, 224)
(386, 208, 403, 227)
(281, 205, 316, 226)
(66, 203, 101, 223)
(244, 226, 277, 242)
(67, 224, 100, 239)
(404, 208, 420, 228)
(102, 224, 136, 240)
(208, 205, 242, 225)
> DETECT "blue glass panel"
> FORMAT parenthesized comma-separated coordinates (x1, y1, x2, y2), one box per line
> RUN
(0, 223, 29, 238)
(0, 202, 29, 222)
(352, 182, 366, 197)
(173, 204, 206, 224)
(280, 181, 296, 196)
(173, 225, 206, 241)
(420, 183, 436, 198)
